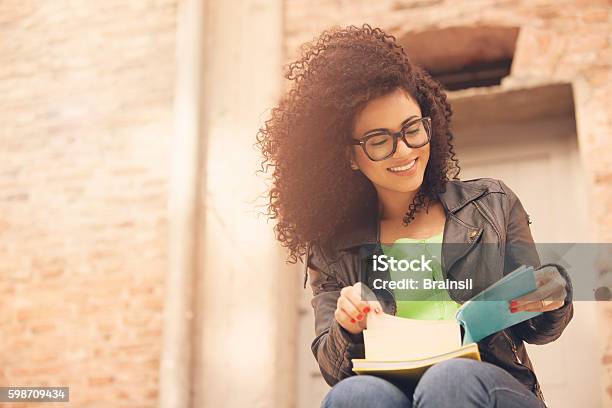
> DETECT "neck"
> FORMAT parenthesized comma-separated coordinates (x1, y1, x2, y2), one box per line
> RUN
(377, 187, 420, 220)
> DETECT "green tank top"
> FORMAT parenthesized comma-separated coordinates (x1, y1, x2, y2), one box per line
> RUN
(381, 231, 460, 320)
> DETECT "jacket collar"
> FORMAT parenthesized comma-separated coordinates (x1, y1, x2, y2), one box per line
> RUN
(331, 180, 488, 251)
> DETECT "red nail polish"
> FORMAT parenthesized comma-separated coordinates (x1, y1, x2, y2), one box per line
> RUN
(510, 307, 517, 313)
(363, 306, 371, 314)
(357, 314, 364, 320)
(351, 318, 356, 323)
(510, 300, 518, 308)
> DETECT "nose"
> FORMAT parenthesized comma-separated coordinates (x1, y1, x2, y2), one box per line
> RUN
(393, 135, 415, 158)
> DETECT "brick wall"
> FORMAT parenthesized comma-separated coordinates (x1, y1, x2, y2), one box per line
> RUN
(283, 0, 612, 404)
(0, 1, 177, 406)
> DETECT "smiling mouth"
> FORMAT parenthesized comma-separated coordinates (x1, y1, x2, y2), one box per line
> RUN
(387, 158, 418, 173)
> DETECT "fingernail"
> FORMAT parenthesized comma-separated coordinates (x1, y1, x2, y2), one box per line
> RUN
(363, 307, 371, 314)
(351, 318, 356, 323)
(357, 314, 364, 321)
(510, 300, 518, 308)
(374, 307, 381, 314)
(510, 307, 517, 313)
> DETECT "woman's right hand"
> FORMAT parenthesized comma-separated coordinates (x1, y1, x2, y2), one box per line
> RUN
(335, 282, 383, 334)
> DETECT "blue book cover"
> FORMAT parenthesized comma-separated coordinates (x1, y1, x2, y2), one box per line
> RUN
(456, 265, 542, 345)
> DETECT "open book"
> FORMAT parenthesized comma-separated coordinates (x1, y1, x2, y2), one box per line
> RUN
(352, 313, 480, 383)
(352, 265, 541, 383)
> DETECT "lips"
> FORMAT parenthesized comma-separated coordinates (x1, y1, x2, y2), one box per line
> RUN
(387, 157, 418, 173)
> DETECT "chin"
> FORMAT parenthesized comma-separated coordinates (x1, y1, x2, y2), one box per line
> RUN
(380, 175, 425, 194)
(390, 184, 423, 194)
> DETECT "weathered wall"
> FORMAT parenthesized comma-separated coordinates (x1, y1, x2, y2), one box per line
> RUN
(0, 1, 177, 406)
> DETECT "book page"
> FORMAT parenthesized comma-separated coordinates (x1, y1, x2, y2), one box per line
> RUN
(363, 312, 461, 361)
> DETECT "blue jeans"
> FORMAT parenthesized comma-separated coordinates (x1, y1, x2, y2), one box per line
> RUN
(321, 359, 545, 408)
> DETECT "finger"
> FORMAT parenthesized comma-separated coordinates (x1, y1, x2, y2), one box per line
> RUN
(509, 288, 543, 305)
(544, 300, 565, 312)
(341, 285, 369, 313)
(366, 299, 384, 315)
(511, 287, 567, 313)
(337, 296, 365, 321)
(511, 275, 566, 304)
(334, 307, 358, 326)
(513, 299, 564, 313)
(354, 283, 383, 314)
(334, 308, 360, 334)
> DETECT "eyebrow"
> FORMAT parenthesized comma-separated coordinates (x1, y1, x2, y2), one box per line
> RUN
(360, 115, 420, 138)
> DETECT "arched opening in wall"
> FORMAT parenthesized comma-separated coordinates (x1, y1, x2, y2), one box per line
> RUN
(398, 26, 519, 90)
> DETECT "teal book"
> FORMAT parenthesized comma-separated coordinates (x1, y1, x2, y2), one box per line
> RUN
(456, 265, 542, 345)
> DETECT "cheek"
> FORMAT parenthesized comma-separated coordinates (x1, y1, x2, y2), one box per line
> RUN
(353, 147, 369, 167)
(354, 149, 389, 181)
(421, 143, 430, 160)
(354, 148, 380, 173)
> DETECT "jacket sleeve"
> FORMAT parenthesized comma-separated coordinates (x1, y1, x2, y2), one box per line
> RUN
(305, 243, 365, 386)
(500, 180, 574, 345)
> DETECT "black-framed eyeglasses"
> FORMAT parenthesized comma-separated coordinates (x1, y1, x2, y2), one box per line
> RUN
(351, 116, 432, 161)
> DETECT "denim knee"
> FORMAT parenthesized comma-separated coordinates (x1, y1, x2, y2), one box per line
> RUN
(413, 359, 544, 408)
(321, 375, 411, 408)
(413, 359, 489, 407)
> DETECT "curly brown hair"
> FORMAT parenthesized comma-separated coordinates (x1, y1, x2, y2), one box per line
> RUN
(256, 24, 460, 263)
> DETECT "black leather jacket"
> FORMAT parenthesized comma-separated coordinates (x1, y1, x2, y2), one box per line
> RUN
(303, 178, 573, 403)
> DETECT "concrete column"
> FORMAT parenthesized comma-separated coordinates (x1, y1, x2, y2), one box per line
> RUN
(159, 0, 207, 407)
(192, 1, 297, 407)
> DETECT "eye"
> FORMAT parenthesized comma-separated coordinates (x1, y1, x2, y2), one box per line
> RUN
(368, 134, 390, 146)
(402, 122, 422, 135)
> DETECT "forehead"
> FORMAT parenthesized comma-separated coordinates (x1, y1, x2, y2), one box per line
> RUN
(353, 88, 422, 136)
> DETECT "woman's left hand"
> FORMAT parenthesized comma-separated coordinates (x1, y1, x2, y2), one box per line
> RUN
(509, 265, 567, 313)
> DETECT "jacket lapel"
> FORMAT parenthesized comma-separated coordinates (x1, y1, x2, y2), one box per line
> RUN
(438, 181, 487, 285)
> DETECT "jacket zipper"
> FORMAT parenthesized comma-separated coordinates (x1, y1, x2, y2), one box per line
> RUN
(502, 331, 522, 363)
(502, 331, 547, 405)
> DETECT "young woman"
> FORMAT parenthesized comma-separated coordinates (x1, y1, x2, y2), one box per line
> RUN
(257, 24, 573, 408)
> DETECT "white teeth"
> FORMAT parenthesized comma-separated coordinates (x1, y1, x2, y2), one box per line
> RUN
(388, 159, 417, 172)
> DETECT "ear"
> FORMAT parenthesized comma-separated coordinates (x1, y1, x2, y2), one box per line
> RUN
(346, 146, 359, 170)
